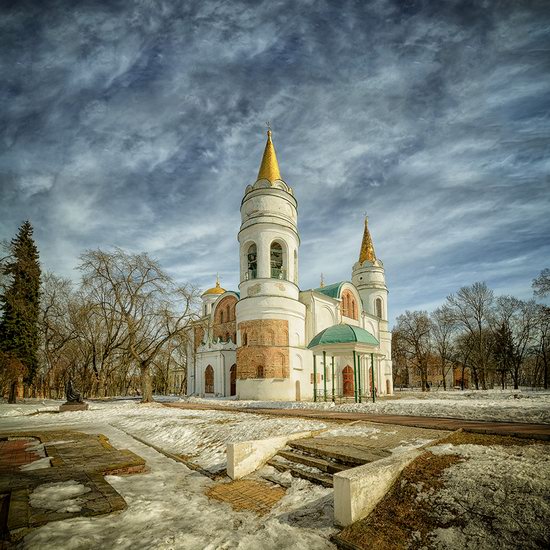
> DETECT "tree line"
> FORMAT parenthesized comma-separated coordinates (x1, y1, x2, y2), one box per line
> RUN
(1, 222, 198, 402)
(392, 275, 550, 391)
(1, 221, 548, 401)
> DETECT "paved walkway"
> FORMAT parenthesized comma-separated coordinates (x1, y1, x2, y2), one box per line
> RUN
(0, 429, 146, 542)
(164, 402, 550, 441)
(206, 479, 286, 515)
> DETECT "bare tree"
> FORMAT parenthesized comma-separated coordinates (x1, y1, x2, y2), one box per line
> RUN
(431, 305, 456, 390)
(391, 329, 411, 389)
(78, 249, 197, 403)
(494, 297, 538, 390)
(394, 310, 432, 391)
(532, 268, 550, 298)
(447, 282, 494, 389)
(39, 273, 79, 397)
(533, 305, 550, 389)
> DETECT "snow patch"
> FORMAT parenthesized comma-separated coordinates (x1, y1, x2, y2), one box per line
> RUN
(20, 457, 52, 471)
(30, 481, 91, 513)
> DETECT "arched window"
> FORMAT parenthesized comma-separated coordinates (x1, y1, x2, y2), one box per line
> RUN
(205, 365, 214, 394)
(242, 332, 248, 346)
(226, 305, 231, 322)
(220, 310, 224, 323)
(376, 298, 383, 318)
(247, 243, 257, 279)
(270, 242, 284, 279)
(257, 365, 264, 378)
(341, 290, 358, 320)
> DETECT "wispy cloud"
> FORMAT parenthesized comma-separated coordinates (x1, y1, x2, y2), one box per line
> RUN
(1, 0, 548, 323)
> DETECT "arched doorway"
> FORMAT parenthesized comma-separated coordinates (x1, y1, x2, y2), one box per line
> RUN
(343, 365, 354, 397)
(230, 364, 237, 396)
(205, 365, 214, 394)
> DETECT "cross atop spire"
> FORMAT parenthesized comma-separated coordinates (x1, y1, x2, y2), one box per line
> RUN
(257, 125, 281, 182)
(359, 216, 376, 264)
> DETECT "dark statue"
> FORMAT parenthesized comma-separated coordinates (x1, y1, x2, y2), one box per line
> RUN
(65, 379, 83, 403)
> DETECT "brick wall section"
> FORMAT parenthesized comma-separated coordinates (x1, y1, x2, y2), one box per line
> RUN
(194, 326, 205, 351)
(213, 296, 238, 342)
(237, 319, 289, 379)
(213, 320, 237, 343)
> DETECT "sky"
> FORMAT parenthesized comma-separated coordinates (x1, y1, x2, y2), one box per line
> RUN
(1, 0, 549, 324)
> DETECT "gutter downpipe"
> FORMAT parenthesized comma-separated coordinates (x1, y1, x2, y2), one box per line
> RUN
(323, 350, 327, 402)
(313, 354, 317, 402)
(353, 350, 358, 403)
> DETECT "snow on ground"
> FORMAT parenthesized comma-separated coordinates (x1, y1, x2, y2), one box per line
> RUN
(20, 457, 52, 471)
(184, 389, 550, 424)
(1, 398, 548, 549)
(428, 442, 550, 549)
(30, 481, 91, 513)
(20, 420, 336, 550)
(0, 400, 329, 473)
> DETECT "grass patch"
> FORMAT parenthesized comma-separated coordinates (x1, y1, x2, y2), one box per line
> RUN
(440, 429, 548, 447)
(335, 431, 549, 549)
(335, 451, 464, 550)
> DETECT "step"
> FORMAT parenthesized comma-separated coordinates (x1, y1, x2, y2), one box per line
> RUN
(277, 449, 350, 474)
(288, 438, 391, 466)
(267, 457, 334, 488)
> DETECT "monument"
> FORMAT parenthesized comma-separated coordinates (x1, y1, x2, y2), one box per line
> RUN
(59, 378, 89, 412)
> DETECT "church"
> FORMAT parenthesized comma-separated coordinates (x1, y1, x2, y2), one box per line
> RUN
(186, 130, 393, 401)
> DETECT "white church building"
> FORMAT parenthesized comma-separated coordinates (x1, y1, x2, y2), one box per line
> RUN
(186, 130, 393, 401)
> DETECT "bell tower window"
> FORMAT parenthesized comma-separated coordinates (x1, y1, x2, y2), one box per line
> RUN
(270, 242, 284, 279)
(376, 298, 383, 319)
(247, 244, 257, 279)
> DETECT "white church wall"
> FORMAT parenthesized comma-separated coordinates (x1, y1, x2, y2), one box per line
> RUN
(237, 378, 296, 401)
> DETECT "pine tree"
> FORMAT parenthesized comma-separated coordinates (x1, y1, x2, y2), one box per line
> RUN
(0, 221, 41, 387)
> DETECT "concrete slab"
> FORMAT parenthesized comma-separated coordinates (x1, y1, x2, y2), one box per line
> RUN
(333, 449, 423, 527)
(289, 437, 391, 465)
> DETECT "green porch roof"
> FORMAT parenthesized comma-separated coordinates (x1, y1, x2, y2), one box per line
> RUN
(313, 281, 347, 299)
(307, 323, 379, 349)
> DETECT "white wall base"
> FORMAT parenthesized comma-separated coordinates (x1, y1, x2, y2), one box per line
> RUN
(227, 430, 323, 479)
(333, 449, 422, 527)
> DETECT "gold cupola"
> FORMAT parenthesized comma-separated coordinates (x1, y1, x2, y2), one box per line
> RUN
(257, 129, 281, 182)
(202, 275, 226, 296)
(359, 216, 376, 264)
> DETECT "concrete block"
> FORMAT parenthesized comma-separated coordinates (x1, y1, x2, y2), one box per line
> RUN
(227, 430, 318, 479)
(333, 449, 422, 527)
(59, 403, 89, 412)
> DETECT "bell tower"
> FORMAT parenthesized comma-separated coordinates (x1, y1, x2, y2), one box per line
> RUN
(352, 216, 388, 320)
(235, 129, 307, 400)
(352, 216, 393, 395)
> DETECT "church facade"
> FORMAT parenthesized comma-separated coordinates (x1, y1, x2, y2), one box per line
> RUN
(186, 131, 393, 401)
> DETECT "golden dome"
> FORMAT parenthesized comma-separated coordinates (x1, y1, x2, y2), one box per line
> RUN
(359, 216, 376, 264)
(202, 276, 226, 296)
(257, 128, 282, 182)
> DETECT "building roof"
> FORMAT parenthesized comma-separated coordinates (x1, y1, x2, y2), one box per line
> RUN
(307, 323, 379, 349)
(257, 129, 281, 182)
(202, 276, 226, 296)
(313, 281, 346, 299)
(359, 216, 376, 264)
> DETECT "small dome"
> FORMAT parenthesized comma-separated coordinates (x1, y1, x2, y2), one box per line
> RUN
(202, 277, 226, 296)
(307, 323, 379, 349)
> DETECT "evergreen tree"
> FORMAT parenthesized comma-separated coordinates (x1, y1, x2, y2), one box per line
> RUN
(0, 221, 41, 386)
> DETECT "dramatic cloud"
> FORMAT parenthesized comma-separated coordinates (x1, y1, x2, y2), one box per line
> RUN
(1, 0, 549, 322)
